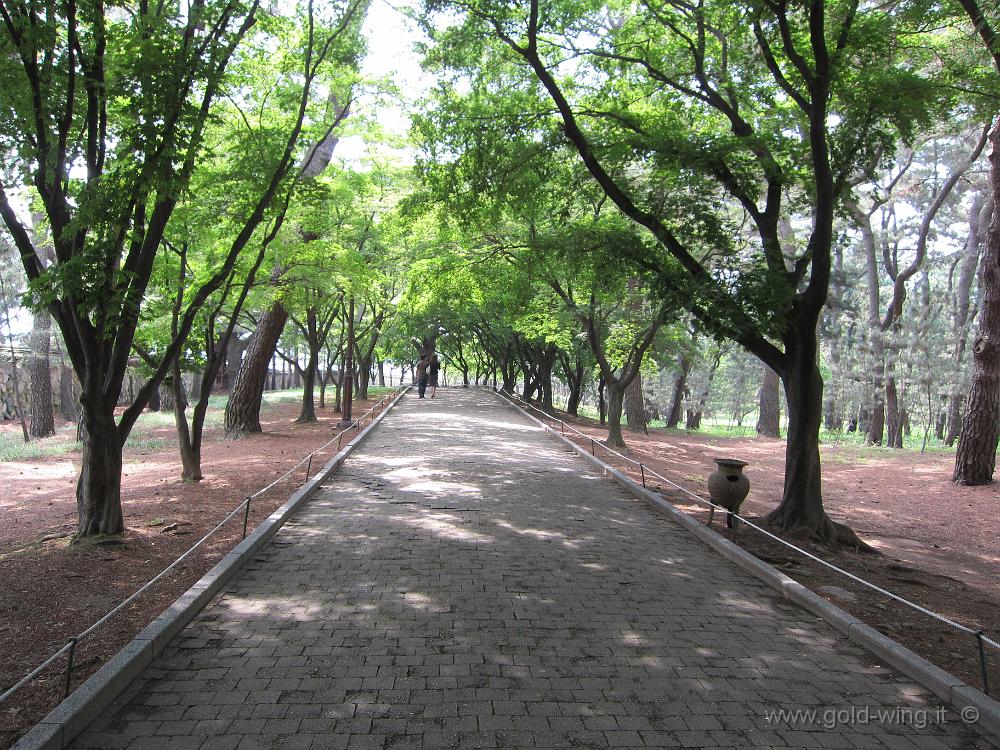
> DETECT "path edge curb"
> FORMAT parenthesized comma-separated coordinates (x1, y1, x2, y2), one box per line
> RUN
(493, 390, 1000, 741)
(12, 386, 412, 750)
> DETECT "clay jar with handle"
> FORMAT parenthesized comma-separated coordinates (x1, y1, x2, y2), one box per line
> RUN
(707, 458, 750, 528)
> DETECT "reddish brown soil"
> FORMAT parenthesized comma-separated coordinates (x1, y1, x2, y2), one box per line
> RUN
(545, 409, 1000, 700)
(0, 393, 392, 749)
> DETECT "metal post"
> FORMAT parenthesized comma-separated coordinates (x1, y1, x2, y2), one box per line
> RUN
(64, 638, 78, 698)
(305, 455, 313, 482)
(977, 631, 991, 695)
(640, 464, 646, 487)
(242, 496, 252, 538)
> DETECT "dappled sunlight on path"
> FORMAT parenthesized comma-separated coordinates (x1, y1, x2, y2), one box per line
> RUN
(69, 388, 996, 750)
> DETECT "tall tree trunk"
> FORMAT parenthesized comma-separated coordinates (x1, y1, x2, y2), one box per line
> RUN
(598, 372, 606, 426)
(955, 119, 1000, 484)
(77, 382, 124, 536)
(537, 346, 556, 412)
(29, 308, 55, 437)
(172, 358, 202, 482)
(356, 356, 372, 400)
(686, 351, 720, 430)
(59, 362, 77, 421)
(334, 368, 343, 414)
(225, 303, 288, 436)
(148, 385, 162, 412)
(296, 354, 318, 423)
(666, 355, 690, 428)
(606, 383, 626, 447)
(563, 358, 584, 416)
(765, 341, 830, 538)
(225, 334, 251, 390)
(756, 366, 781, 437)
(947, 193, 990, 445)
(867, 347, 886, 446)
(624, 374, 647, 433)
(885, 351, 903, 448)
(378, 360, 385, 386)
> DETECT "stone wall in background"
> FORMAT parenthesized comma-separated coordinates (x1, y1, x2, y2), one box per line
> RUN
(0, 361, 32, 421)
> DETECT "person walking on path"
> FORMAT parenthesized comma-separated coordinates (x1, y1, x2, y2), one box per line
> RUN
(428, 353, 440, 398)
(415, 354, 429, 398)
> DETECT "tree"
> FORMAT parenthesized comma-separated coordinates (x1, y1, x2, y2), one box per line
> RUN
(953, 0, 1000, 483)
(224, 93, 356, 436)
(0, 0, 366, 535)
(419, 0, 943, 543)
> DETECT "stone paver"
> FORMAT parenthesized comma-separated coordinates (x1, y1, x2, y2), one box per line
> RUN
(71, 389, 996, 749)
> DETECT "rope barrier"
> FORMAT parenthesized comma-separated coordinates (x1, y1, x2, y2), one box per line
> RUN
(493, 387, 998, 691)
(0, 385, 407, 707)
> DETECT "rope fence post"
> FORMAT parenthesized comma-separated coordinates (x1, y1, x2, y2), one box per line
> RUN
(640, 464, 646, 488)
(977, 631, 991, 696)
(590, 438, 595, 456)
(305, 455, 313, 482)
(63, 638, 77, 698)
(242, 496, 252, 539)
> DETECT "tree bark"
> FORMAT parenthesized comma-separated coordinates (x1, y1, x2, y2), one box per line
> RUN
(59, 363, 77, 421)
(624, 374, 647, 433)
(756, 366, 781, 437)
(955, 118, 1000, 484)
(225, 303, 288, 436)
(606, 384, 626, 447)
(225, 334, 251, 389)
(946, 193, 990, 445)
(29, 308, 55, 437)
(667, 355, 690, 428)
(77, 382, 124, 536)
(765, 338, 831, 538)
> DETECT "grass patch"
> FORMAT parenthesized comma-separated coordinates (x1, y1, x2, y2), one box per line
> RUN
(124, 435, 170, 453)
(0, 428, 80, 461)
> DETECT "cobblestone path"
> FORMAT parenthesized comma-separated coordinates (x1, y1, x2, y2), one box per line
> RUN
(72, 389, 996, 749)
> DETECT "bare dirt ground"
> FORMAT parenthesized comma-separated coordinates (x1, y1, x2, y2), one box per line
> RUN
(0, 392, 393, 749)
(1, 391, 998, 748)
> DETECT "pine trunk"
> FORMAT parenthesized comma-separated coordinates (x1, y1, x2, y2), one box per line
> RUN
(29, 308, 55, 437)
(59, 364, 77, 420)
(225, 302, 288, 436)
(946, 194, 990, 446)
(886, 373, 903, 449)
(756, 366, 781, 437)
(624, 375, 647, 433)
(867, 336, 886, 446)
(667, 355, 689, 428)
(955, 119, 1000, 484)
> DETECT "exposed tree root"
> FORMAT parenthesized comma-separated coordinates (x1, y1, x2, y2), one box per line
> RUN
(72, 532, 126, 547)
(833, 520, 877, 553)
(764, 508, 878, 554)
